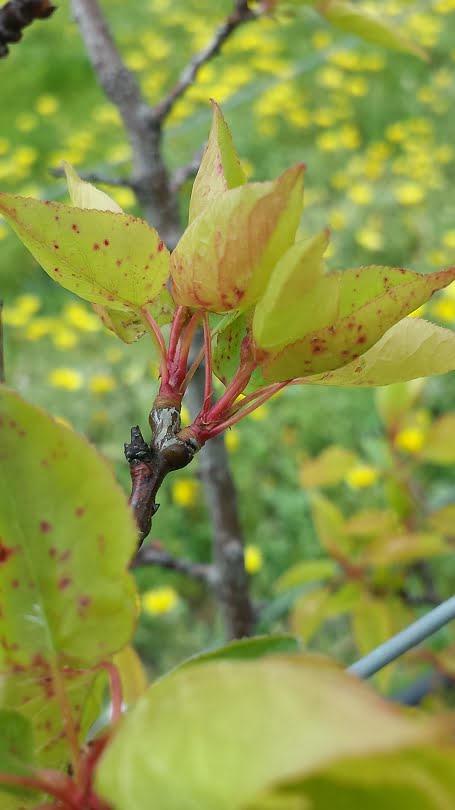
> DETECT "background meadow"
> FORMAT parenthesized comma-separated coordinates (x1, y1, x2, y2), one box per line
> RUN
(1, 0, 455, 691)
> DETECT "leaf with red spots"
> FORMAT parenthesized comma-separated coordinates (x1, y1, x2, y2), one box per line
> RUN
(0, 386, 137, 671)
(0, 710, 35, 798)
(0, 192, 169, 313)
(63, 162, 175, 340)
(302, 318, 455, 387)
(256, 265, 455, 381)
(189, 100, 246, 224)
(171, 164, 304, 313)
(96, 655, 448, 810)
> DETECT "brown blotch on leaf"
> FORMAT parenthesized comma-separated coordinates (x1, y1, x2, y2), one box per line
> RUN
(11, 579, 19, 589)
(75, 506, 85, 518)
(0, 541, 14, 564)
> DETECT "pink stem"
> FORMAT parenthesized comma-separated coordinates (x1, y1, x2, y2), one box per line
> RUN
(203, 359, 256, 424)
(179, 343, 205, 395)
(201, 312, 213, 415)
(167, 306, 188, 363)
(171, 310, 203, 388)
(51, 666, 82, 787)
(224, 381, 290, 418)
(0, 770, 78, 808)
(140, 307, 169, 387)
(203, 381, 291, 438)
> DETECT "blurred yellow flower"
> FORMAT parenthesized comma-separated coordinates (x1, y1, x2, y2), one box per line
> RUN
(348, 184, 373, 206)
(48, 368, 83, 391)
(225, 429, 240, 452)
(442, 230, 455, 249)
(180, 404, 191, 425)
(24, 317, 58, 340)
(142, 586, 178, 616)
(35, 94, 59, 115)
(355, 227, 383, 252)
(14, 146, 37, 168)
(64, 302, 100, 332)
(172, 478, 199, 507)
(346, 464, 379, 489)
(244, 545, 263, 575)
(16, 294, 41, 314)
(395, 427, 424, 454)
(249, 404, 269, 422)
(394, 183, 424, 206)
(330, 209, 346, 230)
(431, 298, 455, 322)
(89, 374, 117, 395)
(112, 188, 136, 210)
(312, 30, 332, 49)
(52, 327, 78, 350)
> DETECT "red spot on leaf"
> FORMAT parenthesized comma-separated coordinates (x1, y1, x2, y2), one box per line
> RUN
(157, 240, 164, 252)
(11, 579, 19, 589)
(59, 549, 71, 562)
(93, 243, 100, 251)
(75, 506, 85, 518)
(49, 547, 57, 558)
(116, 259, 123, 267)
(357, 335, 367, 344)
(71, 224, 80, 233)
(40, 520, 52, 533)
(347, 322, 354, 330)
(103, 239, 110, 246)
(53, 243, 59, 250)
(53, 267, 60, 274)
(78, 595, 91, 615)
(0, 541, 14, 564)
(58, 576, 72, 590)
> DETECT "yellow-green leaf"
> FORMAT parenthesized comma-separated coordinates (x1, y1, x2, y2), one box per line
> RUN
(421, 414, 455, 464)
(97, 655, 434, 810)
(360, 533, 447, 568)
(260, 269, 455, 381)
(300, 444, 358, 488)
(426, 504, 455, 536)
(171, 164, 304, 313)
(318, 1, 427, 60)
(253, 230, 328, 349)
(189, 100, 246, 224)
(0, 193, 170, 312)
(302, 318, 455, 387)
(275, 559, 338, 592)
(63, 161, 123, 213)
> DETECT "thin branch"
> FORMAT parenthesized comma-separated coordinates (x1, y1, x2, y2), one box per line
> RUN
(0, 0, 55, 58)
(132, 544, 216, 585)
(153, 1, 258, 122)
(170, 150, 204, 193)
(0, 300, 4, 383)
(50, 165, 132, 188)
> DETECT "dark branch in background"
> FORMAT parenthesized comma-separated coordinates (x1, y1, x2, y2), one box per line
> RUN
(0, 300, 4, 383)
(185, 333, 255, 639)
(0, 0, 55, 58)
(50, 164, 132, 188)
(171, 149, 204, 194)
(152, 1, 257, 122)
(132, 543, 215, 585)
(71, 0, 257, 639)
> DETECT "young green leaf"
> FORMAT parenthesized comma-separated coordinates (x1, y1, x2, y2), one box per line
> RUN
(189, 100, 246, 224)
(0, 193, 169, 312)
(63, 162, 174, 339)
(97, 655, 437, 810)
(258, 268, 455, 381)
(275, 559, 338, 592)
(316, 1, 427, 60)
(360, 533, 447, 568)
(63, 161, 123, 213)
(0, 386, 137, 669)
(171, 164, 304, 313)
(181, 635, 301, 669)
(299, 444, 359, 488)
(302, 318, 455, 387)
(253, 229, 329, 349)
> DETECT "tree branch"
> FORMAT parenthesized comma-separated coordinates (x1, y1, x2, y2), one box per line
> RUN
(132, 543, 216, 585)
(70, 0, 180, 247)
(0, 0, 55, 58)
(71, 0, 255, 640)
(152, 1, 257, 123)
(50, 164, 132, 188)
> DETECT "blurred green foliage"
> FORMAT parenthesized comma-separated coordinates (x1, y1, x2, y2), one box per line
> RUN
(1, 0, 455, 684)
